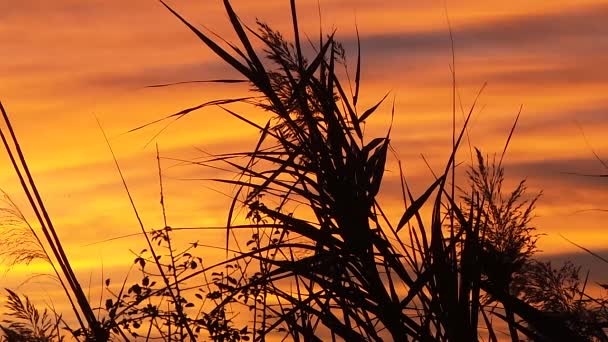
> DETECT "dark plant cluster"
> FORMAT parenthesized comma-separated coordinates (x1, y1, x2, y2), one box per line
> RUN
(95, 227, 249, 341)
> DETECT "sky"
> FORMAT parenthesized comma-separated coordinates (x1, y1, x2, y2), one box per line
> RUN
(0, 0, 607, 332)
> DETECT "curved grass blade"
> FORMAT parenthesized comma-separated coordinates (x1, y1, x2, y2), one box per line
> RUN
(145, 79, 247, 88)
(159, 0, 253, 79)
(396, 175, 445, 232)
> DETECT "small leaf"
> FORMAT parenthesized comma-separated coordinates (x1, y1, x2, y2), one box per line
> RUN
(207, 291, 222, 300)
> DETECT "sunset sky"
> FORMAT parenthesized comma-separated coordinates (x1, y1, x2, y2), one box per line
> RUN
(1, 0, 607, 323)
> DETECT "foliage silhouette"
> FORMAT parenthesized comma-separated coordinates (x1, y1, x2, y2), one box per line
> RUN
(0, 289, 62, 342)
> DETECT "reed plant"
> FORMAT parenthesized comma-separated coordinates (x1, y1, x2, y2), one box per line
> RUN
(149, 1, 607, 340)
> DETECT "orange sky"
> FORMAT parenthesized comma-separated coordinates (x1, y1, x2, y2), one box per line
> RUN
(1, 0, 608, 330)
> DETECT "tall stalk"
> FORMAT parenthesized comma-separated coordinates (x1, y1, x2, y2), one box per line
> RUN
(0, 102, 106, 341)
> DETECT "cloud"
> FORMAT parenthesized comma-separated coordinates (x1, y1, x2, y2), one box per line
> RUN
(506, 158, 607, 183)
(538, 250, 608, 282)
(471, 104, 608, 140)
(349, 3, 608, 56)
